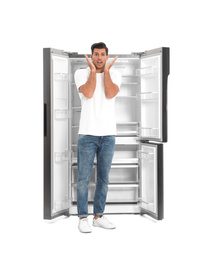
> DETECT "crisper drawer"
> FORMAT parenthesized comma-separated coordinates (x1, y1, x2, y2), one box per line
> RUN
(109, 165, 138, 183)
(71, 184, 138, 203)
(107, 184, 138, 203)
(71, 184, 95, 202)
(71, 166, 96, 183)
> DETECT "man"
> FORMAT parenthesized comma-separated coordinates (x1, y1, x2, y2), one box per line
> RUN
(74, 42, 122, 233)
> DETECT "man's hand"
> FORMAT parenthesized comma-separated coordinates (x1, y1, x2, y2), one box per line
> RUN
(85, 54, 96, 73)
(104, 56, 119, 99)
(104, 56, 118, 72)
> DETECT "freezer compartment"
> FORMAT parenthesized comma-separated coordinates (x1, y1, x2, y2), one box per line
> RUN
(71, 184, 139, 203)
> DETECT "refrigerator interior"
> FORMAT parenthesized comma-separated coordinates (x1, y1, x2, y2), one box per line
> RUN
(50, 52, 162, 218)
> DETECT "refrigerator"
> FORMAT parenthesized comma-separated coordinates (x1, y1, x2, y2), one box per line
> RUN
(43, 47, 170, 221)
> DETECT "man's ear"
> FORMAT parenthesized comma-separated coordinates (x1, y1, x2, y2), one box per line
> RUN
(106, 55, 109, 60)
(90, 54, 93, 60)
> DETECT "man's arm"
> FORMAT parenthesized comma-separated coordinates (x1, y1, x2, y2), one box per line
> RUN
(104, 56, 119, 99)
(79, 55, 96, 99)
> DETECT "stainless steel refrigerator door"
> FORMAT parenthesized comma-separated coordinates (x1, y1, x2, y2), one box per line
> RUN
(137, 48, 169, 142)
(138, 142, 163, 220)
(43, 48, 71, 219)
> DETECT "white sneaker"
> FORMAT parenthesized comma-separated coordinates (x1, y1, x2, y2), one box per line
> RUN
(78, 218, 92, 233)
(93, 216, 116, 229)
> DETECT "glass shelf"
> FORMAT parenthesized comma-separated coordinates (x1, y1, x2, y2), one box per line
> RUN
(116, 95, 137, 99)
(116, 131, 138, 136)
(112, 158, 138, 164)
(72, 107, 81, 111)
(116, 122, 138, 125)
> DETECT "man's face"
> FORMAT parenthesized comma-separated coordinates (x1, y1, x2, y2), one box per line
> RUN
(91, 48, 109, 71)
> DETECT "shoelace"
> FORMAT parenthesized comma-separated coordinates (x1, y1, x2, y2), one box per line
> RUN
(81, 218, 88, 222)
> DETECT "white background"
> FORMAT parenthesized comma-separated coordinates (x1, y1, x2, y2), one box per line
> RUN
(1, 0, 213, 259)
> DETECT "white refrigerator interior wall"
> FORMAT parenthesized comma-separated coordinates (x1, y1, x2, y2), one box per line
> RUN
(0, 1, 213, 260)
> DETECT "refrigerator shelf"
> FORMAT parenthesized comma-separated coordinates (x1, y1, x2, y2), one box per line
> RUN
(139, 92, 159, 101)
(71, 107, 81, 111)
(72, 164, 138, 184)
(53, 198, 70, 213)
(54, 109, 72, 119)
(71, 183, 139, 188)
(121, 82, 138, 85)
(116, 122, 138, 125)
(54, 73, 71, 81)
(117, 131, 138, 136)
(110, 165, 138, 183)
(115, 138, 139, 146)
(112, 158, 138, 164)
(138, 201, 155, 213)
(137, 150, 154, 160)
(71, 184, 139, 203)
(111, 164, 138, 168)
(116, 95, 137, 99)
(116, 124, 138, 137)
(121, 76, 138, 85)
(136, 66, 158, 77)
(71, 157, 139, 165)
(55, 151, 71, 162)
(138, 127, 159, 138)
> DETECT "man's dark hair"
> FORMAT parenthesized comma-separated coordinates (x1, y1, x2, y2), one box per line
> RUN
(91, 42, 108, 55)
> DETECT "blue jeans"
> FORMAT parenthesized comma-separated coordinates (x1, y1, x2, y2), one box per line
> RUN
(77, 135, 115, 218)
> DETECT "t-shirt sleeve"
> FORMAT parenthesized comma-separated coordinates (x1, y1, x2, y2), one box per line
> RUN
(110, 70, 122, 89)
(74, 68, 90, 91)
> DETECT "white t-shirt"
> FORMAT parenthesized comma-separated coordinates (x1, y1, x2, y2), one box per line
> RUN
(74, 67, 122, 136)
